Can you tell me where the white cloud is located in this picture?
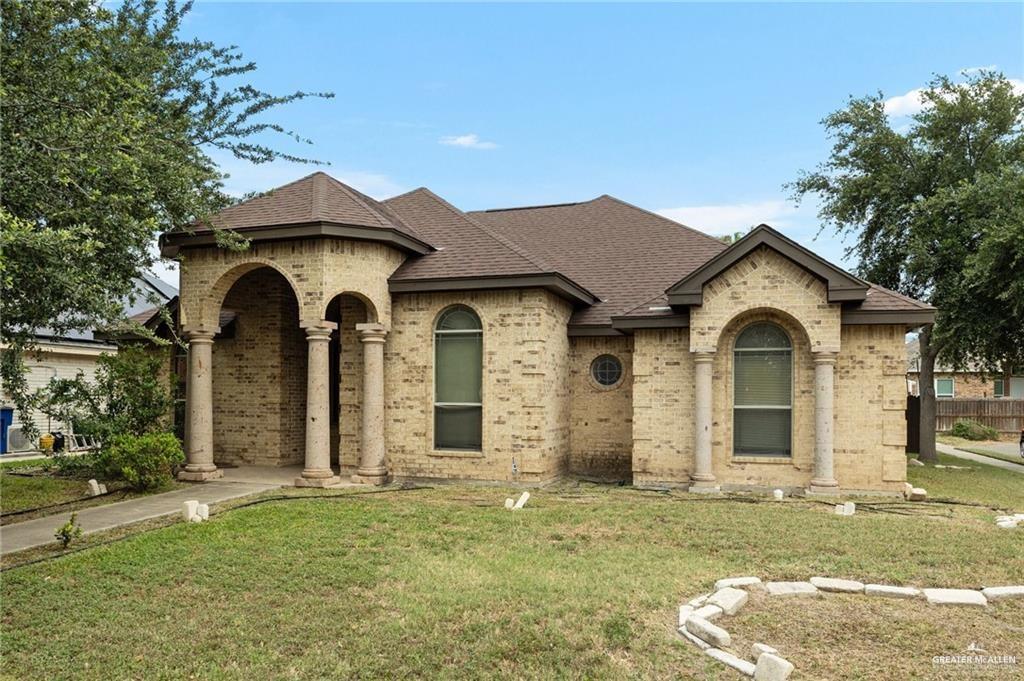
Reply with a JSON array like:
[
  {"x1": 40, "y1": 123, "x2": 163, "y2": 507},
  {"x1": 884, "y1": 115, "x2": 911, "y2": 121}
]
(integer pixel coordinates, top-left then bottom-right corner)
[
  {"x1": 439, "y1": 133, "x2": 498, "y2": 150},
  {"x1": 656, "y1": 199, "x2": 799, "y2": 235},
  {"x1": 884, "y1": 71, "x2": 1024, "y2": 117}
]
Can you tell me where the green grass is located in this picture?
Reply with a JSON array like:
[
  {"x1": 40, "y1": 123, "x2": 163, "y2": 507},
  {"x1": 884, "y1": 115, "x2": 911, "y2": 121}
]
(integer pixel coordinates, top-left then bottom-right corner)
[
  {"x1": 2, "y1": 464, "x2": 1022, "y2": 680},
  {"x1": 908, "y1": 452, "x2": 1024, "y2": 508},
  {"x1": 0, "y1": 469, "x2": 90, "y2": 514},
  {"x1": 937, "y1": 435, "x2": 1024, "y2": 467}
]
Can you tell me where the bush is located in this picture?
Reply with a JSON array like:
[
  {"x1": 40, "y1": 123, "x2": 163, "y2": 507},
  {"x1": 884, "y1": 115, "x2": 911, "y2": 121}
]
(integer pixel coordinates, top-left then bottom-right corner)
[
  {"x1": 101, "y1": 432, "x2": 184, "y2": 490},
  {"x1": 950, "y1": 419, "x2": 999, "y2": 441}
]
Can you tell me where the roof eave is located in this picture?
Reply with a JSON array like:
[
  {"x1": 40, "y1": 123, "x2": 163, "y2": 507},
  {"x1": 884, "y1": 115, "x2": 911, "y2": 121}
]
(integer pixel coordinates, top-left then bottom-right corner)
[
  {"x1": 840, "y1": 308, "x2": 936, "y2": 326},
  {"x1": 389, "y1": 273, "x2": 597, "y2": 306},
  {"x1": 160, "y1": 221, "x2": 435, "y2": 258}
]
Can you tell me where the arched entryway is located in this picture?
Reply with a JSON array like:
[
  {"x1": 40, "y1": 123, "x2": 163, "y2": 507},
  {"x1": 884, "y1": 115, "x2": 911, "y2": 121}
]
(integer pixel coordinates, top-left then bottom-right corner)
[
  {"x1": 211, "y1": 266, "x2": 306, "y2": 467},
  {"x1": 324, "y1": 293, "x2": 375, "y2": 474}
]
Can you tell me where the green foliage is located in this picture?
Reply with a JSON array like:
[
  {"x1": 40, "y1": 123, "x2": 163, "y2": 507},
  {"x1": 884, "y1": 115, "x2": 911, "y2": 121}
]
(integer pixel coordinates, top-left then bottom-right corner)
[
  {"x1": 101, "y1": 432, "x2": 184, "y2": 491},
  {"x1": 949, "y1": 419, "x2": 999, "y2": 441},
  {"x1": 789, "y1": 71, "x2": 1024, "y2": 372},
  {"x1": 0, "y1": 0, "x2": 331, "y2": 435},
  {"x1": 41, "y1": 346, "x2": 173, "y2": 443},
  {"x1": 54, "y1": 512, "x2": 83, "y2": 549}
]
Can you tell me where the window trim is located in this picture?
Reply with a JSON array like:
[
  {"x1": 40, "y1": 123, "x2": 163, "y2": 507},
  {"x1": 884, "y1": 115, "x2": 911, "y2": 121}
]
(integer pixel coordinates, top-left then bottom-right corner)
[
  {"x1": 588, "y1": 354, "x2": 625, "y2": 390},
  {"x1": 994, "y1": 378, "x2": 1004, "y2": 398},
  {"x1": 935, "y1": 377, "x2": 955, "y2": 398},
  {"x1": 432, "y1": 305, "x2": 483, "y2": 452},
  {"x1": 732, "y1": 322, "x2": 794, "y2": 459}
]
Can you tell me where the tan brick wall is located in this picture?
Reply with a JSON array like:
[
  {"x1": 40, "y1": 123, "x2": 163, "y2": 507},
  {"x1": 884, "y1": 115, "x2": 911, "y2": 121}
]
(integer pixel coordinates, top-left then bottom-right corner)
[
  {"x1": 385, "y1": 289, "x2": 573, "y2": 483},
  {"x1": 211, "y1": 267, "x2": 306, "y2": 466},
  {"x1": 334, "y1": 296, "x2": 367, "y2": 472},
  {"x1": 934, "y1": 373, "x2": 1001, "y2": 399},
  {"x1": 568, "y1": 336, "x2": 634, "y2": 478},
  {"x1": 689, "y1": 246, "x2": 841, "y2": 353},
  {"x1": 178, "y1": 238, "x2": 406, "y2": 329}
]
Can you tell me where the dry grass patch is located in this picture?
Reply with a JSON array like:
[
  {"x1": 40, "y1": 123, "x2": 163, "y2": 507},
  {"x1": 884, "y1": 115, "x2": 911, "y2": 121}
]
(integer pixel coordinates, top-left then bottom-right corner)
[{"x1": 728, "y1": 590, "x2": 1024, "y2": 680}]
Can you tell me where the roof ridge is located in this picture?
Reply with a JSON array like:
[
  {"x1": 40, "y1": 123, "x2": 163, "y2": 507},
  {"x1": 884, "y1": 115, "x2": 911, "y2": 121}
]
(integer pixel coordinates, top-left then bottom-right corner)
[
  {"x1": 321, "y1": 174, "x2": 391, "y2": 229},
  {"x1": 220, "y1": 171, "x2": 324, "y2": 213},
  {"x1": 597, "y1": 194, "x2": 728, "y2": 247},
  {"x1": 322, "y1": 174, "x2": 427, "y2": 241},
  {"x1": 410, "y1": 188, "x2": 561, "y2": 275},
  {"x1": 473, "y1": 200, "x2": 585, "y2": 213}
]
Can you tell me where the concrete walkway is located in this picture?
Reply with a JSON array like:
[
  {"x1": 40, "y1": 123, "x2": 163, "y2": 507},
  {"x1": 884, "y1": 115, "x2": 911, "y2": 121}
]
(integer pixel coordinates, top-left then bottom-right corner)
[
  {"x1": 1, "y1": 480, "x2": 278, "y2": 556},
  {"x1": 937, "y1": 443, "x2": 1024, "y2": 475}
]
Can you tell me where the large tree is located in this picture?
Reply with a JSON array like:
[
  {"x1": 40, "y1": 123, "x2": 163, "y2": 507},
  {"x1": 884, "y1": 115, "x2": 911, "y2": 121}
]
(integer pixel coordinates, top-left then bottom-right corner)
[
  {"x1": 790, "y1": 72, "x2": 1024, "y2": 462},
  {"x1": 0, "y1": 0, "x2": 331, "y2": 434}
]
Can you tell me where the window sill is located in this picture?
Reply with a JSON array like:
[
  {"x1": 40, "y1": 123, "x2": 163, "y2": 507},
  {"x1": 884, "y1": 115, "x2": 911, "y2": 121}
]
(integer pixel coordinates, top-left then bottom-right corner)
[
  {"x1": 429, "y1": 449, "x2": 485, "y2": 459},
  {"x1": 731, "y1": 456, "x2": 794, "y2": 465}
]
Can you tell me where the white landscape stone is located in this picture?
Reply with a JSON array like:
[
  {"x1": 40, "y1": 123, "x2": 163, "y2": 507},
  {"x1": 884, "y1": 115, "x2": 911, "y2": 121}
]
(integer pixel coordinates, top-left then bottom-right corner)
[
  {"x1": 685, "y1": 616, "x2": 731, "y2": 648},
  {"x1": 810, "y1": 577, "x2": 864, "y2": 593},
  {"x1": 908, "y1": 487, "x2": 928, "y2": 501},
  {"x1": 197, "y1": 503, "x2": 210, "y2": 520},
  {"x1": 715, "y1": 576, "x2": 762, "y2": 591},
  {"x1": 995, "y1": 519, "x2": 1019, "y2": 529},
  {"x1": 678, "y1": 605, "x2": 694, "y2": 627},
  {"x1": 678, "y1": 625, "x2": 711, "y2": 650},
  {"x1": 87, "y1": 479, "x2": 101, "y2": 496},
  {"x1": 707, "y1": 587, "x2": 749, "y2": 616},
  {"x1": 773, "y1": 489, "x2": 784, "y2": 500},
  {"x1": 504, "y1": 498, "x2": 514, "y2": 509},
  {"x1": 691, "y1": 604, "x2": 724, "y2": 621},
  {"x1": 922, "y1": 588, "x2": 987, "y2": 608},
  {"x1": 865, "y1": 584, "x2": 920, "y2": 599},
  {"x1": 764, "y1": 581, "x2": 819, "y2": 597},
  {"x1": 843, "y1": 501, "x2": 856, "y2": 515},
  {"x1": 513, "y1": 492, "x2": 530, "y2": 510},
  {"x1": 98, "y1": 483, "x2": 107, "y2": 494},
  {"x1": 754, "y1": 652, "x2": 795, "y2": 681},
  {"x1": 688, "y1": 593, "x2": 710, "y2": 607},
  {"x1": 181, "y1": 500, "x2": 199, "y2": 522},
  {"x1": 981, "y1": 586, "x2": 1024, "y2": 600},
  {"x1": 907, "y1": 458, "x2": 924, "y2": 466},
  {"x1": 752, "y1": 643, "x2": 778, "y2": 657},
  {"x1": 705, "y1": 648, "x2": 756, "y2": 676}
]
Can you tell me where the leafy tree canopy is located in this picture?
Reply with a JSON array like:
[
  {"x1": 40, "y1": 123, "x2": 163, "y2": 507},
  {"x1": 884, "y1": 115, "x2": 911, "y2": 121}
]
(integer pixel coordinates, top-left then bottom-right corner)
[
  {"x1": 0, "y1": 0, "x2": 331, "y2": 433},
  {"x1": 790, "y1": 72, "x2": 1024, "y2": 373}
]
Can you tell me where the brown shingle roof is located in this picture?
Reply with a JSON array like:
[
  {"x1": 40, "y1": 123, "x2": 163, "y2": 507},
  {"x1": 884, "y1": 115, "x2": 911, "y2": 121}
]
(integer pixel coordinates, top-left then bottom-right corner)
[
  {"x1": 469, "y1": 195, "x2": 727, "y2": 326},
  {"x1": 196, "y1": 172, "x2": 427, "y2": 244}
]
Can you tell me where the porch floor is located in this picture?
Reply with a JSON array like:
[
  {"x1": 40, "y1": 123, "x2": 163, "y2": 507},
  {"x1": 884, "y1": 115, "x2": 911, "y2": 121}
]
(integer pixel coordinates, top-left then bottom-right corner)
[{"x1": 217, "y1": 463, "x2": 363, "y2": 488}]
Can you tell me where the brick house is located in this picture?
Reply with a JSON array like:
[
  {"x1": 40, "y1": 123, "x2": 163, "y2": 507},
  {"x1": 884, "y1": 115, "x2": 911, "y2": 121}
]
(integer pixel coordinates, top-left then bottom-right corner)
[
  {"x1": 906, "y1": 339, "x2": 1023, "y2": 399},
  {"x1": 161, "y1": 172, "x2": 934, "y2": 494}
]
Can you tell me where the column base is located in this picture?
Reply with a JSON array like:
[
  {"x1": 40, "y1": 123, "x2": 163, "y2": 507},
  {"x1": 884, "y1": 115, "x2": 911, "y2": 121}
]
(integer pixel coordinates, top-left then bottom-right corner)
[
  {"x1": 294, "y1": 474, "x2": 342, "y2": 488},
  {"x1": 178, "y1": 467, "x2": 223, "y2": 482},
  {"x1": 351, "y1": 469, "x2": 390, "y2": 486},
  {"x1": 688, "y1": 480, "x2": 721, "y2": 494},
  {"x1": 806, "y1": 482, "x2": 840, "y2": 497}
]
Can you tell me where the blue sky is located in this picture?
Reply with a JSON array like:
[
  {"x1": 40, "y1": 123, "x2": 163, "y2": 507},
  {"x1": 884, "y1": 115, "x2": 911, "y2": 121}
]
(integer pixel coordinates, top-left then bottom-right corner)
[{"x1": 155, "y1": 1, "x2": 1023, "y2": 286}]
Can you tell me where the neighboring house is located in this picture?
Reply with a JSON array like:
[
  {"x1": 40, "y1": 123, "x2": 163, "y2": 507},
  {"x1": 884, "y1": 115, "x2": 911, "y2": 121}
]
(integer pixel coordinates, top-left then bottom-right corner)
[
  {"x1": 1, "y1": 274, "x2": 177, "y2": 453},
  {"x1": 906, "y1": 339, "x2": 1023, "y2": 398},
  {"x1": 160, "y1": 172, "x2": 935, "y2": 494}
]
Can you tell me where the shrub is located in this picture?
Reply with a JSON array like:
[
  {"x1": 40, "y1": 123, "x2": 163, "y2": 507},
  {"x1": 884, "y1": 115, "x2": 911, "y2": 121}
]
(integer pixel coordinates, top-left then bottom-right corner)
[
  {"x1": 55, "y1": 512, "x2": 83, "y2": 548},
  {"x1": 101, "y1": 432, "x2": 184, "y2": 491},
  {"x1": 950, "y1": 419, "x2": 999, "y2": 441}
]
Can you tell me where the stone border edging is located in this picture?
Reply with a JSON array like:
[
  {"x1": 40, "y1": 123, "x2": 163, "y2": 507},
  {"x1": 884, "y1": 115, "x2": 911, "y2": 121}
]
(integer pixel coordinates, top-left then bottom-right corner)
[{"x1": 677, "y1": 576, "x2": 1024, "y2": 679}]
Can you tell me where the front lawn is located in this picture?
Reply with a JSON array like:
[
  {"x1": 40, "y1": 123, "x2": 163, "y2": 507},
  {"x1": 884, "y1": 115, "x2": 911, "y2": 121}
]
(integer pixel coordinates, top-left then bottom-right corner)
[
  {"x1": 937, "y1": 435, "x2": 1024, "y2": 467},
  {"x1": 2, "y1": 461, "x2": 1022, "y2": 679}
]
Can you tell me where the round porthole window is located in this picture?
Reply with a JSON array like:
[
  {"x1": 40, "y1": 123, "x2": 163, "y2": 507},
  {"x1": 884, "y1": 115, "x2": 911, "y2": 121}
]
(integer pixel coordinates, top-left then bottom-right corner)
[{"x1": 590, "y1": 354, "x2": 623, "y2": 388}]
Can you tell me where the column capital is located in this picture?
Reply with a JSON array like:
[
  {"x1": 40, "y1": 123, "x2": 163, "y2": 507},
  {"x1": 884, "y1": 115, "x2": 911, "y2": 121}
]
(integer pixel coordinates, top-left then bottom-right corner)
[
  {"x1": 693, "y1": 350, "x2": 716, "y2": 364},
  {"x1": 356, "y1": 322, "x2": 388, "y2": 344},
  {"x1": 181, "y1": 325, "x2": 219, "y2": 343},
  {"x1": 812, "y1": 351, "x2": 839, "y2": 365}
]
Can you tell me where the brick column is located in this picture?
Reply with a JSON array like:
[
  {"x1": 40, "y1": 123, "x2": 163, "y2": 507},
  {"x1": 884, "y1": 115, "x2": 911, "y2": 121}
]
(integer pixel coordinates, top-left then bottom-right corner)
[
  {"x1": 352, "y1": 323, "x2": 389, "y2": 485},
  {"x1": 690, "y1": 351, "x2": 719, "y2": 492},
  {"x1": 179, "y1": 326, "x2": 223, "y2": 481},
  {"x1": 808, "y1": 351, "x2": 839, "y2": 495},
  {"x1": 297, "y1": 322, "x2": 341, "y2": 487}
]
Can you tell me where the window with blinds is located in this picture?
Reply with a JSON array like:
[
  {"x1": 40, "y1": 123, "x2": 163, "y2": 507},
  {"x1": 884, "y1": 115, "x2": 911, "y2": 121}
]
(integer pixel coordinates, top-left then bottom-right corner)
[
  {"x1": 434, "y1": 306, "x2": 483, "y2": 450},
  {"x1": 733, "y1": 322, "x2": 792, "y2": 457}
]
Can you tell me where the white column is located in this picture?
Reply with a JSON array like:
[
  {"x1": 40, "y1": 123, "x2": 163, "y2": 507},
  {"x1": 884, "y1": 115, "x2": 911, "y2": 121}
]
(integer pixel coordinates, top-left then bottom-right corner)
[
  {"x1": 808, "y1": 351, "x2": 839, "y2": 495},
  {"x1": 352, "y1": 323, "x2": 389, "y2": 485},
  {"x1": 297, "y1": 322, "x2": 341, "y2": 487},
  {"x1": 179, "y1": 327, "x2": 223, "y2": 481},
  {"x1": 690, "y1": 351, "x2": 719, "y2": 492}
]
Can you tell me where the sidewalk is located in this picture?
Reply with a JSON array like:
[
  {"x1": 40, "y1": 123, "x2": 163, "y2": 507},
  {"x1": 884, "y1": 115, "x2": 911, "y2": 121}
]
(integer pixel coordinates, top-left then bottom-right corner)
[
  {"x1": 0, "y1": 480, "x2": 278, "y2": 555},
  {"x1": 936, "y1": 443, "x2": 1024, "y2": 475}
]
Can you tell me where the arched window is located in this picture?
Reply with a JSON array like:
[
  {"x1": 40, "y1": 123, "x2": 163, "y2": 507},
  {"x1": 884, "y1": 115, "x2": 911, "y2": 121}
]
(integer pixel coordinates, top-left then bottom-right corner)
[
  {"x1": 733, "y1": 322, "x2": 792, "y2": 457},
  {"x1": 434, "y1": 306, "x2": 483, "y2": 450}
]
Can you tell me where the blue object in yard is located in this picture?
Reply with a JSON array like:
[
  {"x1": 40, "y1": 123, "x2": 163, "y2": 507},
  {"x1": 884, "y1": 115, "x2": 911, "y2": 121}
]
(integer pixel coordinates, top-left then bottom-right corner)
[{"x1": 0, "y1": 407, "x2": 13, "y2": 454}]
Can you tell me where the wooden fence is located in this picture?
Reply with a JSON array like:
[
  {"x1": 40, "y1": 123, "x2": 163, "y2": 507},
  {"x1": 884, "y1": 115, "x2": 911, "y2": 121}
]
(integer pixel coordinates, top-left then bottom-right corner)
[{"x1": 936, "y1": 398, "x2": 1024, "y2": 434}]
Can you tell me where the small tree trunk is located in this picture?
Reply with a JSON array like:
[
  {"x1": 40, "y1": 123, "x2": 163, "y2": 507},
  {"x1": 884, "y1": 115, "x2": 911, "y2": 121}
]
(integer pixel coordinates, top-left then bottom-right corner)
[{"x1": 918, "y1": 325, "x2": 940, "y2": 464}]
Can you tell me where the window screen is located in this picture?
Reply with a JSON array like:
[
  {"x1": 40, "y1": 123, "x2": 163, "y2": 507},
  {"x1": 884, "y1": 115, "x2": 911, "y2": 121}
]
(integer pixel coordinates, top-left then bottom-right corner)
[
  {"x1": 434, "y1": 306, "x2": 483, "y2": 450},
  {"x1": 734, "y1": 323, "x2": 792, "y2": 457}
]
